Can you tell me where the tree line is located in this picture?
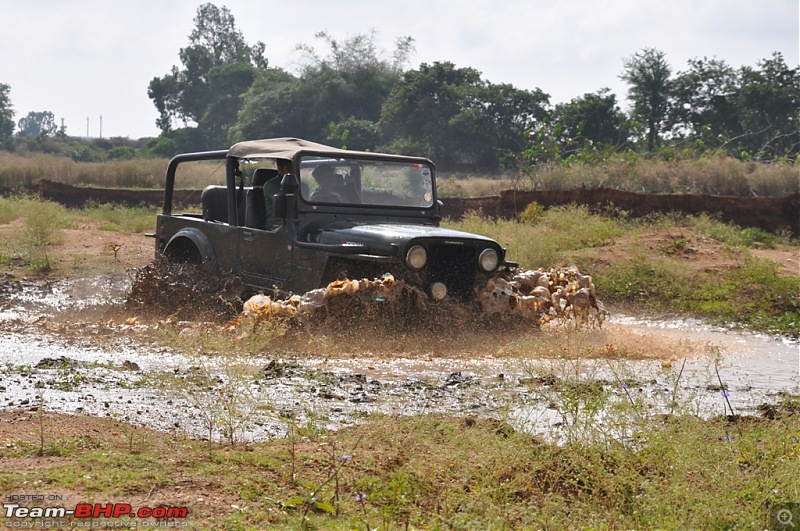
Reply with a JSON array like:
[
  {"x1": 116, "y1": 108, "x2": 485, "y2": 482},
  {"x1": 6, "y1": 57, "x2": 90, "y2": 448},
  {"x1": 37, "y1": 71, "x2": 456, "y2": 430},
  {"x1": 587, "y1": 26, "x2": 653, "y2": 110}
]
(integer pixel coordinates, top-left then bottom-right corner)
[{"x1": 1, "y1": 3, "x2": 797, "y2": 170}]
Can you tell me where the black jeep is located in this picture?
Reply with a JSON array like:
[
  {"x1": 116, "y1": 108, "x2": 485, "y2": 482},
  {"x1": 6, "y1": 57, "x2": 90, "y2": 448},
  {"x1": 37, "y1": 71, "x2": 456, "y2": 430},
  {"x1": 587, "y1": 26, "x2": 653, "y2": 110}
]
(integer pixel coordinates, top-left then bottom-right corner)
[{"x1": 155, "y1": 137, "x2": 515, "y2": 300}]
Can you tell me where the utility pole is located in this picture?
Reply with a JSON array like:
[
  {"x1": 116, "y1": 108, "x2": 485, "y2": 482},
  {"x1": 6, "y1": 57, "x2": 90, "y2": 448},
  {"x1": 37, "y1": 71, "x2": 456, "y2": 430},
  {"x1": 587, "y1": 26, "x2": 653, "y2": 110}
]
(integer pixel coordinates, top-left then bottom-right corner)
[
  {"x1": 86, "y1": 116, "x2": 89, "y2": 138},
  {"x1": 99, "y1": 115, "x2": 102, "y2": 138}
]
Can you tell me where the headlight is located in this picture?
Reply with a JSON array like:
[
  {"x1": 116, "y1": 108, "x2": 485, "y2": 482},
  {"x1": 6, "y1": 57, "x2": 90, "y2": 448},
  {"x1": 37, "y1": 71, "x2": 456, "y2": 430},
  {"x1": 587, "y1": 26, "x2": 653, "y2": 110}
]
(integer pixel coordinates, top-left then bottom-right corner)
[
  {"x1": 406, "y1": 245, "x2": 427, "y2": 269},
  {"x1": 430, "y1": 282, "x2": 448, "y2": 300},
  {"x1": 478, "y1": 248, "x2": 499, "y2": 271}
]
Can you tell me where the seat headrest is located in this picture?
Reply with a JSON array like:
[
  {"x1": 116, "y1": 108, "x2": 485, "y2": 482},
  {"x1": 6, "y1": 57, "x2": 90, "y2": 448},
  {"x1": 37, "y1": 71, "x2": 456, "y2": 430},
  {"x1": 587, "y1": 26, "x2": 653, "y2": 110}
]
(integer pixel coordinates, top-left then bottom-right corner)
[{"x1": 253, "y1": 168, "x2": 279, "y2": 187}]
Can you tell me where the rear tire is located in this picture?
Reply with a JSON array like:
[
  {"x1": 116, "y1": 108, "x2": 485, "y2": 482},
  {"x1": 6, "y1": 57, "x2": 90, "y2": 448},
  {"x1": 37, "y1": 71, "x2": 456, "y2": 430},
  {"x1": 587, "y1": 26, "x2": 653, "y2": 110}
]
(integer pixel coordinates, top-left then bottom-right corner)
[{"x1": 164, "y1": 238, "x2": 202, "y2": 264}]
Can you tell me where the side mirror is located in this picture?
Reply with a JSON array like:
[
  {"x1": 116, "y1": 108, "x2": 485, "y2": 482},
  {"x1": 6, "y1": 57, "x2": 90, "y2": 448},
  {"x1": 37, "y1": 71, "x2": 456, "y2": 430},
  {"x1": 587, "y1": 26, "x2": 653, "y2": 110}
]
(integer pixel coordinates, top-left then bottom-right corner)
[
  {"x1": 274, "y1": 173, "x2": 300, "y2": 220},
  {"x1": 279, "y1": 173, "x2": 300, "y2": 194}
]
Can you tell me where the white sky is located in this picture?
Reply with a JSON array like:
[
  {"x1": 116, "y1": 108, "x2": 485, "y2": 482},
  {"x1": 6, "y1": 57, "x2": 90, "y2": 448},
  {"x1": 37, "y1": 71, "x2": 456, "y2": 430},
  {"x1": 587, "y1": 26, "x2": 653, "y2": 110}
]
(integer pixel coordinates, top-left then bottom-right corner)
[{"x1": 1, "y1": 0, "x2": 797, "y2": 140}]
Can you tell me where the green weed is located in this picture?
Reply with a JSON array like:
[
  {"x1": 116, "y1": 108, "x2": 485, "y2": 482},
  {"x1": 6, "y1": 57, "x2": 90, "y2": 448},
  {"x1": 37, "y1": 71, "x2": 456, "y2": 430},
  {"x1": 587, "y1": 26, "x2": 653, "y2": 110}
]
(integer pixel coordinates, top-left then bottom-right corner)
[
  {"x1": 0, "y1": 194, "x2": 30, "y2": 224},
  {"x1": 687, "y1": 212, "x2": 787, "y2": 248},
  {"x1": 81, "y1": 201, "x2": 159, "y2": 233},
  {"x1": 1, "y1": 404, "x2": 797, "y2": 529},
  {"x1": 448, "y1": 205, "x2": 799, "y2": 335},
  {"x1": 448, "y1": 205, "x2": 627, "y2": 269}
]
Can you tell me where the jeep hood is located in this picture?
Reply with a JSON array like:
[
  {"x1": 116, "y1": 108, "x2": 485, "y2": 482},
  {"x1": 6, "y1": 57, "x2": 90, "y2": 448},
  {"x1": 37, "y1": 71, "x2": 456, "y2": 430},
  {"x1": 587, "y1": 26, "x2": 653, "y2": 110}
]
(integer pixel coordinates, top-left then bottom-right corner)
[{"x1": 315, "y1": 223, "x2": 499, "y2": 256}]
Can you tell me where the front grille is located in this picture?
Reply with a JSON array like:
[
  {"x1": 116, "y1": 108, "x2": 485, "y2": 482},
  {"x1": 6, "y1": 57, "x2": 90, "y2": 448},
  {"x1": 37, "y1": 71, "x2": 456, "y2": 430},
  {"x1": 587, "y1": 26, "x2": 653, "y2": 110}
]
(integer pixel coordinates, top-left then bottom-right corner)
[{"x1": 427, "y1": 244, "x2": 476, "y2": 299}]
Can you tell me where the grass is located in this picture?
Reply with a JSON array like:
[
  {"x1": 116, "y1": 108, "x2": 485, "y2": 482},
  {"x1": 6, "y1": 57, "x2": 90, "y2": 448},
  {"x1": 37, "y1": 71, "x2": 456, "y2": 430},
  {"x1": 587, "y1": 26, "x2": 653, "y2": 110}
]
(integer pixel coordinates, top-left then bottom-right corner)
[
  {"x1": 80, "y1": 201, "x2": 159, "y2": 233},
  {"x1": 437, "y1": 173, "x2": 520, "y2": 198},
  {"x1": 150, "y1": 323, "x2": 287, "y2": 448},
  {"x1": 0, "y1": 151, "x2": 229, "y2": 190},
  {"x1": 435, "y1": 154, "x2": 799, "y2": 198},
  {"x1": 0, "y1": 151, "x2": 168, "y2": 189},
  {"x1": 594, "y1": 253, "x2": 800, "y2": 334},
  {"x1": 522, "y1": 153, "x2": 799, "y2": 197},
  {"x1": 0, "y1": 195, "x2": 156, "y2": 272},
  {"x1": 1, "y1": 395, "x2": 797, "y2": 529},
  {"x1": 0, "y1": 196, "x2": 69, "y2": 271},
  {"x1": 445, "y1": 206, "x2": 800, "y2": 336},
  {"x1": 4, "y1": 322, "x2": 794, "y2": 529},
  {"x1": 452, "y1": 205, "x2": 628, "y2": 269}
]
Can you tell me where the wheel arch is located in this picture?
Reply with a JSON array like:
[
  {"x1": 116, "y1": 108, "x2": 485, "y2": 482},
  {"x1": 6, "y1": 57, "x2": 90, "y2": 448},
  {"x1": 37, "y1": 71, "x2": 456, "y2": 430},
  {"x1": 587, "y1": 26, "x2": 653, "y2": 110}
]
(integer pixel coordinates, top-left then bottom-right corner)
[{"x1": 163, "y1": 228, "x2": 219, "y2": 273}]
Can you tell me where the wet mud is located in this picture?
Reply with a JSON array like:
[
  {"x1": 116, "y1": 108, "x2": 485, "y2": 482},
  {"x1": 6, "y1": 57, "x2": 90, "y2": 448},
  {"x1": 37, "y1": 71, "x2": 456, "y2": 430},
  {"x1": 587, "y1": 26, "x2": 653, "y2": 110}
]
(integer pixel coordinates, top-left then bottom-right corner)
[
  {"x1": 0, "y1": 266, "x2": 797, "y2": 443},
  {"x1": 126, "y1": 257, "x2": 245, "y2": 322}
]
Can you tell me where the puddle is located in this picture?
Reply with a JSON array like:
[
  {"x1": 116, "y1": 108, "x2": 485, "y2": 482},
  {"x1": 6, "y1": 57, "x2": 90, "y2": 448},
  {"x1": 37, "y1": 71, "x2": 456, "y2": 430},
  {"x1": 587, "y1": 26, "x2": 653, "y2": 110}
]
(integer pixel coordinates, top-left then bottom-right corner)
[{"x1": 0, "y1": 275, "x2": 797, "y2": 443}]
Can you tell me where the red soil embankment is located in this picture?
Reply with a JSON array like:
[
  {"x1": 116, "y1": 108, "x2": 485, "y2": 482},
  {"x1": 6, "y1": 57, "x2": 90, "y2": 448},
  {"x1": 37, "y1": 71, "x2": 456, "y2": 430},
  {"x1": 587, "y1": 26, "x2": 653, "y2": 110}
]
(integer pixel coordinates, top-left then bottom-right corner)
[
  {"x1": 443, "y1": 189, "x2": 799, "y2": 236},
  {"x1": 6, "y1": 180, "x2": 798, "y2": 236}
]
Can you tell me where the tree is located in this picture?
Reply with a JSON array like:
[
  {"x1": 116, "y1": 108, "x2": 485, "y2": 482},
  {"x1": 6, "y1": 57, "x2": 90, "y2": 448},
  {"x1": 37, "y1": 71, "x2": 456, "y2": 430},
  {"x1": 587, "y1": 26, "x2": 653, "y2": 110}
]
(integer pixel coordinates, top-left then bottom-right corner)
[
  {"x1": 0, "y1": 83, "x2": 14, "y2": 141},
  {"x1": 670, "y1": 53, "x2": 800, "y2": 161},
  {"x1": 481, "y1": 82, "x2": 550, "y2": 167},
  {"x1": 148, "y1": 3, "x2": 267, "y2": 147},
  {"x1": 229, "y1": 68, "x2": 309, "y2": 141},
  {"x1": 325, "y1": 117, "x2": 382, "y2": 151},
  {"x1": 17, "y1": 111, "x2": 57, "y2": 137},
  {"x1": 232, "y1": 31, "x2": 412, "y2": 149},
  {"x1": 553, "y1": 89, "x2": 630, "y2": 151},
  {"x1": 669, "y1": 57, "x2": 740, "y2": 149},
  {"x1": 620, "y1": 48, "x2": 672, "y2": 151},
  {"x1": 296, "y1": 30, "x2": 414, "y2": 122},
  {"x1": 734, "y1": 52, "x2": 799, "y2": 160},
  {"x1": 381, "y1": 62, "x2": 548, "y2": 167},
  {"x1": 526, "y1": 89, "x2": 630, "y2": 166},
  {"x1": 381, "y1": 62, "x2": 485, "y2": 164},
  {"x1": 199, "y1": 62, "x2": 259, "y2": 147}
]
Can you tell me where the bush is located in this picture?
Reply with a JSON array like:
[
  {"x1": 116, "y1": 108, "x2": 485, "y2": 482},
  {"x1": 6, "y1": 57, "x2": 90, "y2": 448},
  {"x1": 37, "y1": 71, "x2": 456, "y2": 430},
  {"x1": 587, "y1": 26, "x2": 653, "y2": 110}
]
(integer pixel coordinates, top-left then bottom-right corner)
[
  {"x1": 518, "y1": 201, "x2": 544, "y2": 223},
  {"x1": 525, "y1": 153, "x2": 799, "y2": 197}
]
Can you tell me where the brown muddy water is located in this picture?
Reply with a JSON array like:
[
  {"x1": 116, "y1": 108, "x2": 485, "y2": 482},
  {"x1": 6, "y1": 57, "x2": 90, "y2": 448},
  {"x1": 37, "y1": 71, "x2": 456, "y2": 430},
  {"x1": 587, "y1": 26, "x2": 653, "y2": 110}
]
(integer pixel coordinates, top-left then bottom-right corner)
[{"x1": 0, "y1": 274, "x2": 797, "y2": 443}]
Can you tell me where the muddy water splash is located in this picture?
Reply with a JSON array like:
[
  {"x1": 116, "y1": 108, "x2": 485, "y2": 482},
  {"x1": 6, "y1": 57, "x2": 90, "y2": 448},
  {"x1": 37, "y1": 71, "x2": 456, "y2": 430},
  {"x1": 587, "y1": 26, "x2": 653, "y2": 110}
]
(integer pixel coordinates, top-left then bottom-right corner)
[{"x1": 125, "y1": 258, "x2": 244, "y2": 321}]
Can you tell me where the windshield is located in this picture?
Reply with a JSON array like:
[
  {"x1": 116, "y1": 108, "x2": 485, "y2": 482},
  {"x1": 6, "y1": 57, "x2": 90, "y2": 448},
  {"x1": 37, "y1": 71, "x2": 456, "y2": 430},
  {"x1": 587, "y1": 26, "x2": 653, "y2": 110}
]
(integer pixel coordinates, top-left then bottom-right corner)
[{"x1": 299, "y1": 156, "x2": 434, "y2": 208}]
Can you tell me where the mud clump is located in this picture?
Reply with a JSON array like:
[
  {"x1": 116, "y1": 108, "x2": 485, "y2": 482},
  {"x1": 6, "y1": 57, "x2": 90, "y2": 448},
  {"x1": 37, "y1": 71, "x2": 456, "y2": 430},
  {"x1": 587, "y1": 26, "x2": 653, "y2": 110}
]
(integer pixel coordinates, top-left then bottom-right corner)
[
  {"x1": 480, "y1": 266, "x2": 608, "y2": 327},
  {"x1": 126, "y1": 257, "x2": 244, "y2": 322},
  {"x1": 230, "y1": 273, "x2": 524, "y2": 340},
  {"x1": 125, "y1": 259, "x2": 607, "y2": 348},
  {"x1": 234, "y1": 266, "x2": 608, "y2": 338},
  {"x1": 35, "y1": 356, "x2": 81, "y2": 369}
]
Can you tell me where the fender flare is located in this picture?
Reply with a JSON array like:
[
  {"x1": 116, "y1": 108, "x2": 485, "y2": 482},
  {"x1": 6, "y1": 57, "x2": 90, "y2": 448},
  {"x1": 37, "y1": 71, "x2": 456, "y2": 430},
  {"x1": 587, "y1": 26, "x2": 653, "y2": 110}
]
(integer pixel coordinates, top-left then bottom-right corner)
[{"x1": 163, "y1": 228, "x2": 219, "y2": 273}]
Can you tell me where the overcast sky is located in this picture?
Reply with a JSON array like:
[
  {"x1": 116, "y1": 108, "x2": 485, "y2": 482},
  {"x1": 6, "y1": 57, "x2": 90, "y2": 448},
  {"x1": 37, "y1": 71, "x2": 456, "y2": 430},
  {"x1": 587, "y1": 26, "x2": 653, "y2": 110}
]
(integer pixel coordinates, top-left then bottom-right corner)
[{"x1": 1, "y1": 0, "x2": 797, "y2": 140}]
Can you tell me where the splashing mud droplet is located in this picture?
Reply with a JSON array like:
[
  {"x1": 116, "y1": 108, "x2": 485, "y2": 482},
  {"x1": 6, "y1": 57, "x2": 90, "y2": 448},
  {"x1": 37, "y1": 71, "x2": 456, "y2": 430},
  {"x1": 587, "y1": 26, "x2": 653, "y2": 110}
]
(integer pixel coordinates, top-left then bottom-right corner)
[{"x1": 125, "y1": 257, "x2": 244, "y2": 322}]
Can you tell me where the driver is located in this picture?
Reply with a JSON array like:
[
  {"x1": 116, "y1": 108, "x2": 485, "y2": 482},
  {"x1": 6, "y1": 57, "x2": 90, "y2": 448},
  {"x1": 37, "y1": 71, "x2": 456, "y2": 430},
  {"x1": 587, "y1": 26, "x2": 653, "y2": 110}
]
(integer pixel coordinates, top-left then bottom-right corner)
[{"x1": 310, "y1": 165, "x2": 344, "y2": 202}]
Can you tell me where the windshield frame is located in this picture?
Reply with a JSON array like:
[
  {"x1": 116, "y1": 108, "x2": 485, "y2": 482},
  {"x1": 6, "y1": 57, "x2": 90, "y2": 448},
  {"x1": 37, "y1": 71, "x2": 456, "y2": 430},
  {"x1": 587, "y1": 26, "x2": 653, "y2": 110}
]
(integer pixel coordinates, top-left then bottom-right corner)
[{"x1": 296, "y1": 152, "x2": 436, "y2": 210}]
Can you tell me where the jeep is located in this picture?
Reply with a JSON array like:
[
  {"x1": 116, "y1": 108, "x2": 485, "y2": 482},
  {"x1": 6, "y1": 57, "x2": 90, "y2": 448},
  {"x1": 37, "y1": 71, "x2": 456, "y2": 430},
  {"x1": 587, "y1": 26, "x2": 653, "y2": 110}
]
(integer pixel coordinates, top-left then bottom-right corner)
[{"x1": 155, "y1": 137, "x2": 516, "y2": 300}]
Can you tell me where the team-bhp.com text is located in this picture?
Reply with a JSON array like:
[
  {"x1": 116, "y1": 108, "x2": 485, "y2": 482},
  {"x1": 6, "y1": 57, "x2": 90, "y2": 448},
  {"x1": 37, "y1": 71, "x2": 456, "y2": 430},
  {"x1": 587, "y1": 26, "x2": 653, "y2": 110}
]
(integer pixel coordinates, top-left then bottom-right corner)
[{"x1": 4, "y1": 503, "x2": 189, "y2": 527}]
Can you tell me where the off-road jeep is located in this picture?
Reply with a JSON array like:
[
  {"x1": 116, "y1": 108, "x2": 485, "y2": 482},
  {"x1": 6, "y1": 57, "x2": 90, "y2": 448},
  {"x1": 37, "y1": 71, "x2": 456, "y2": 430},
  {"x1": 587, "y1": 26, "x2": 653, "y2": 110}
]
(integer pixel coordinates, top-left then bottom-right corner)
[{"x1": 155, "y1": 137, "x2": 516, "y2": 300}]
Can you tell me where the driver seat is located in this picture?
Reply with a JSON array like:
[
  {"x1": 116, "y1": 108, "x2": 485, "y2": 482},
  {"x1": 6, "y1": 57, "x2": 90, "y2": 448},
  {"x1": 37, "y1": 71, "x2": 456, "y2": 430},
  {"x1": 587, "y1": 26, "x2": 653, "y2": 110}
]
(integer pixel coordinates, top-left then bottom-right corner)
[{"x1": 245, "y1": 168, "x2": 278, "y2": 229}]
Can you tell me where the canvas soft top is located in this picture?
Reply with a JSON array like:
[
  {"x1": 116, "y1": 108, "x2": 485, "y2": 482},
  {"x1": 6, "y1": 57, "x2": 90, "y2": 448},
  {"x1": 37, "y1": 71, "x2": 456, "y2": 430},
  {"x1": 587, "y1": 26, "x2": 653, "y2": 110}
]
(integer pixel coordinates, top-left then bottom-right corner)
[{"x1": 227, "y1": 137, "x2": 429, "y2": 164}]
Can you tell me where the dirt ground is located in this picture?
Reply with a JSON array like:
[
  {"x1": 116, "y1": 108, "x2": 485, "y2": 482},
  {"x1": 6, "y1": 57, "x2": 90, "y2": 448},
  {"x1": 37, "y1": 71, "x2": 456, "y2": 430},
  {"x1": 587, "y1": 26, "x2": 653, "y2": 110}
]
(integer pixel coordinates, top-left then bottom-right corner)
[
  {"x1": 0, "y1": 218, "x2": 797, "y2": 525},
  {"x1": 3, "y1": 217, "x2": 796, "y2": 281}
]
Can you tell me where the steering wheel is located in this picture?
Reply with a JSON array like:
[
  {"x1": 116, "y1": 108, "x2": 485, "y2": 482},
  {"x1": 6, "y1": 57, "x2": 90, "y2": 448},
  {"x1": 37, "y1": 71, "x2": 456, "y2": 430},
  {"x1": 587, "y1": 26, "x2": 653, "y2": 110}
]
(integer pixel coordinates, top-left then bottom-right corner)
[{"x1": 310, "y1": 190, "x2": 343, "y2": 203}]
